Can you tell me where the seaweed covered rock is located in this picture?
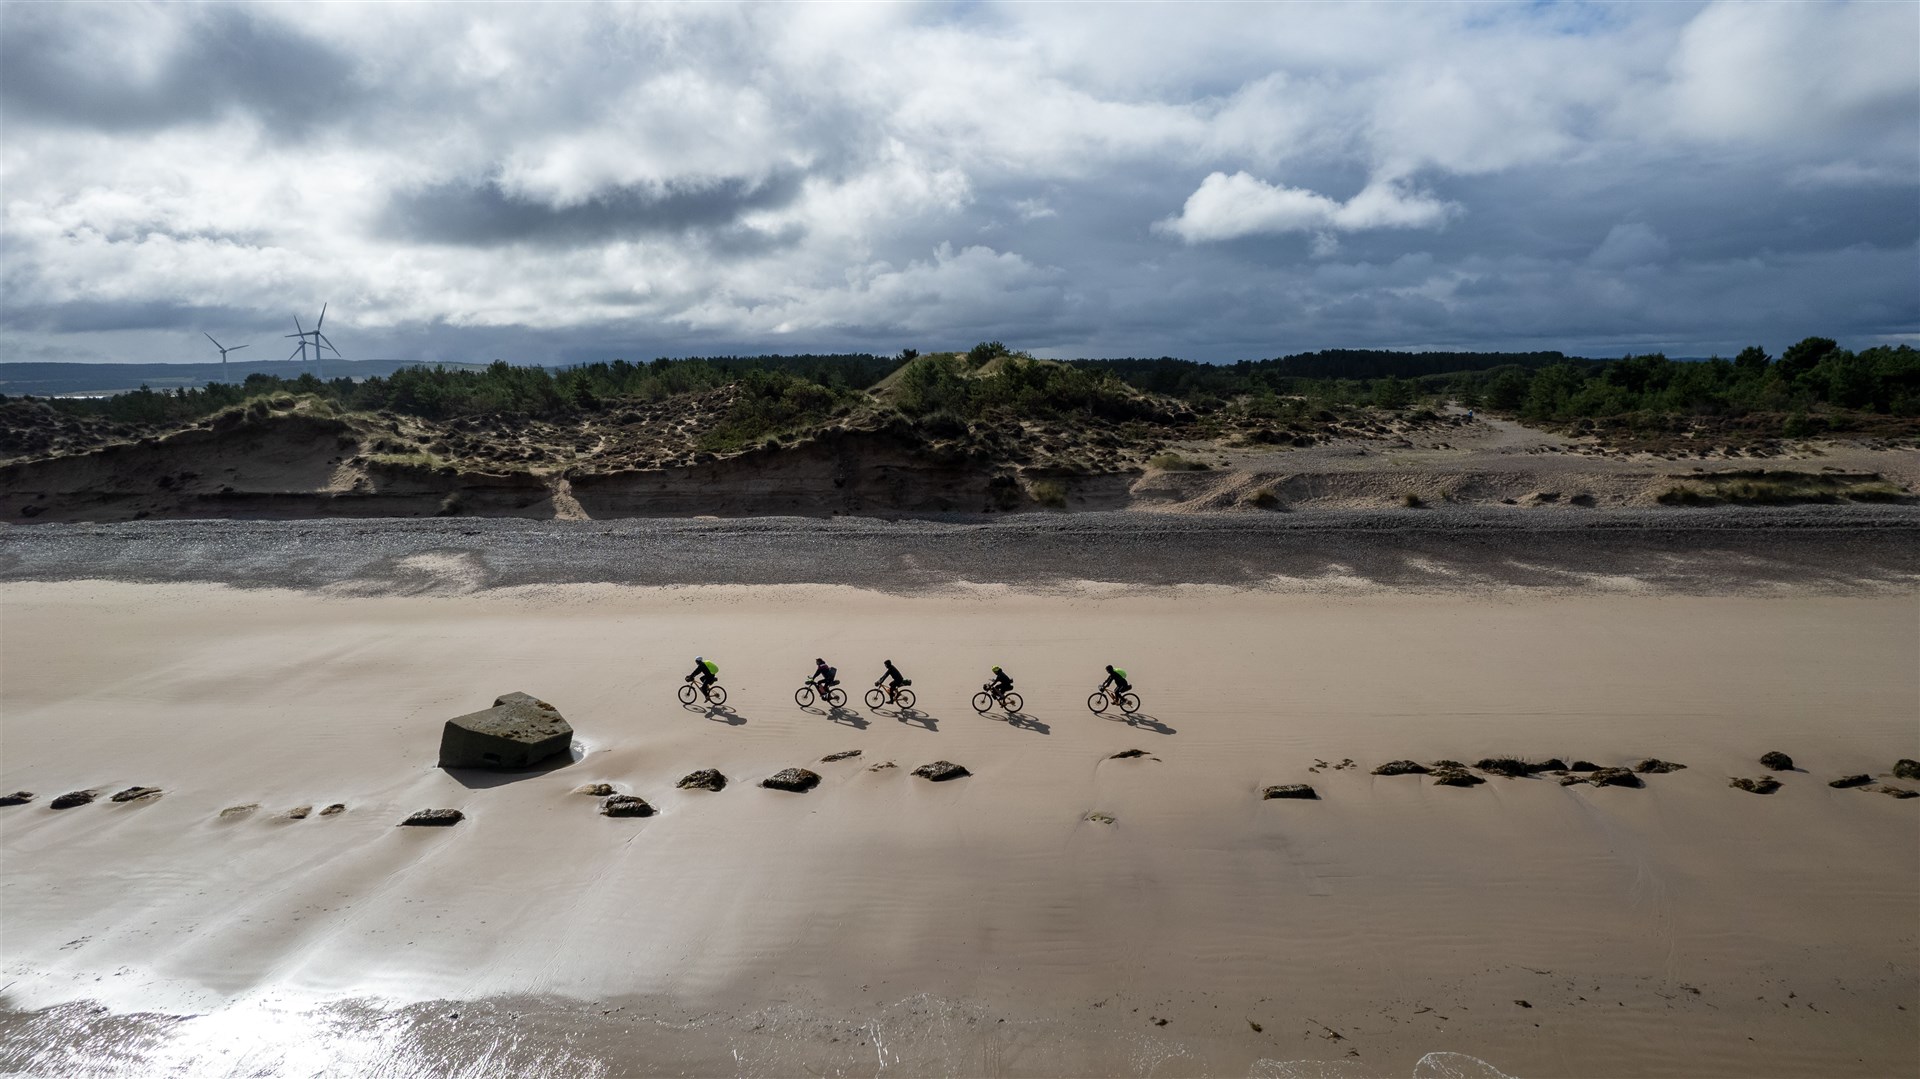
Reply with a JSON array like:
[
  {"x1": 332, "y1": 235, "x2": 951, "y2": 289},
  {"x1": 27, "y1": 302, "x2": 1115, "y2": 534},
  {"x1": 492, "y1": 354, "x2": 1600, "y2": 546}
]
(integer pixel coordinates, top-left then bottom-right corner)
[
  {"x1": 820, "y1": 750, "x2": 863, "y2": 762},
  {"x1": 1759, "y1": 751, "x2": 1794, "y2": 771},
  {"x1": 1586, "y1": 768, "x2": 1644, "y2": 788},
  {"x1": 1636, "y1": 759, "x2": 1686, "y2": 774},
  {"x1": 677, "y1": 769, "x2": 727, "y2": 792},
  {"x1": 1868, "y1": 785, "x2": 1918, "y2": 799},
  {"x1": 0, "y1": 791, "x2": 34, "y2": 806},
  {"x1": 1432, "y1": 767, "x2": 1484, "y2": 788},
  {"x1": 438, "y1": 692, "x2": 573, "y2": 771},
  {"x1": 600, "y1": 794, "x2": 654, "y2": 818},
  {"x1": 1372, "y1": 760, "x2": 1428, "y2": 776},
  {"x1": 400, "y1": 808, "x2": 465, "y2": 826},
  {"x1": 1729, "y1": 777, "x2": 1781, "y2": 795},
  {"x1": 110, "y1": 786, "x2": 162, "y2": 802},
  {"x1": 1567, "y1": 760, "x2": 1600, "y2": 772},
  {"x1": 1829, "y1": 774, "x2": 1872, "y2": 789},
  {"x1": 573, "y1": 782, "x2": 615, "y2": 796},
  {"x1": 50, "y1": 789, "x2": 96, "y2": 809},
  {"x1": 761, "y1": 768, "x2": 821, "y2": 792},
  {"x1": 1893, "y1": 759, "x2": 1920, "y2": 781},
  {"x1": 1262, "y1": 783, "x2": 1318, "y2": 800},
  {"x1": 912, "y1": 761, "x2": 971, "y2": 782}
]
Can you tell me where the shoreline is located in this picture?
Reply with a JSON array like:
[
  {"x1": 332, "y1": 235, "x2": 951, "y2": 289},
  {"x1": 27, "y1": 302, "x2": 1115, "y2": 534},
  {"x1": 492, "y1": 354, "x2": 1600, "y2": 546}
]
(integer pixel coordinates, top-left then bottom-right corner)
[{"x1": 4, "y1": 505, "x2": 1919, "y2": 596}]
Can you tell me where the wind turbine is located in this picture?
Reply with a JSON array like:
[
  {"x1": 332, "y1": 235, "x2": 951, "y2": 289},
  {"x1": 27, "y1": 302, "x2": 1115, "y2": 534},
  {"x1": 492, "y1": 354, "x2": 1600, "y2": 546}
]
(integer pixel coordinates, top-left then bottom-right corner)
[
  {"x1": 285, "y1": 304, "x2": 340, "y2": 378},
  {"x1": 204, "y1": 333, "x2": 250, "y2": 382}
]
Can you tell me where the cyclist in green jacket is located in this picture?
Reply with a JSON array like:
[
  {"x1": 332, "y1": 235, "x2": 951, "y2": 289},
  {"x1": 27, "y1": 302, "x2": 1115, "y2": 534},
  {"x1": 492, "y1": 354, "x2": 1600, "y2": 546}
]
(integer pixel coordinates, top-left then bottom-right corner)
[{"x1": 686, "y1": 656, "x2": 719, "y2": 696}]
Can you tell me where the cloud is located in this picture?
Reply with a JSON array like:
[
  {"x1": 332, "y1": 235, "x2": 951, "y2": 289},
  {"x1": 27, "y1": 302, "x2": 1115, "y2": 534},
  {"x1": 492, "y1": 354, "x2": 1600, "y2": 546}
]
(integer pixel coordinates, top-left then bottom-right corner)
[
  {"x1": 0, "y1": 5, "x2": 361, "y2": 135},
  {"x1": 381, "y1": 172, "x2": 807, "y2": 247},
  {"x1": 1156, "y1": 172, "x2": 1456, "y2": 244},
  {"x1": 0, "y1": 1, "x2": 1913, "y2": 364},
  {"x1": 1587, "y1": 224, "x2": 1671, "y2": 269}
]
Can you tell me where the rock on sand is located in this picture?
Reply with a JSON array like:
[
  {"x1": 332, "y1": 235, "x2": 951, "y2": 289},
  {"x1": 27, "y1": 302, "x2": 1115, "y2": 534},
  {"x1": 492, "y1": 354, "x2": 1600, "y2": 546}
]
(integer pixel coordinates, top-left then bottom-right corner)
[
  {"x1": 600, "y1": 794, "x2": 654, "y2": 817},
  {"x1": 912, "y1": 761, "x2": 971, "y2": 782},
  {"x1": 677, "y1": 769, "x2": 727, "y2": 791},
  {"x1": 761, "y1": 768, "x2": 821, "y2": 793},
  {"x1": 400, "y1": 808, "x2": 465, "y2": 826},
  {"x1": 1372, "y1": 760, "x2": 1428, "y2": 776},
  {"x1": 1893, "y1": 759, "x2": 1920, "y2": 781},
  {"x1": 50, "y1": 790, "x2": 97, "y2": 809},
  {"x1": 1730, "y1": 777, "x2": 1782, "y2": 795},
  {"x1": 0, "y1": 792, "x2": 34, "y2": 806},
  {"x1": 1829, "y1": 774, "x2": 1872, "y2": 789},
  {"x1": 110, "y1": 786, "x2": 162, "y2": 802},
  {"x1": 1636, "y1": 759, "x2": 1687, "y2": 773},
  {"x1": 1759, "y1": 751, "x2": 1794, "y2": 771},
  {"x1": 438, "y1": 692, "x2": 573, "y2": 771},
  {"x1": 1261, "y1": 783, "x2": 1318, "y2": 800}
]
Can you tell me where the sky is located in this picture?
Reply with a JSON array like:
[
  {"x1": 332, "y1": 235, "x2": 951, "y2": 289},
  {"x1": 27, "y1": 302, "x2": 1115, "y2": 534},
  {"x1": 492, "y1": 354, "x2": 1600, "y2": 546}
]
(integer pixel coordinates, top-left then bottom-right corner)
[{"x1": 1, "y1": 0, "x2": 1915, "y2": 366}]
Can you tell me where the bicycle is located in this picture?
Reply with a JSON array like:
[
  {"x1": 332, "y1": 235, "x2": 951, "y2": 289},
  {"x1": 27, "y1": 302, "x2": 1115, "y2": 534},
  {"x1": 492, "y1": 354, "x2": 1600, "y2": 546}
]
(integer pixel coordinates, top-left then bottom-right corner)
[
  {"x1": 1086, "y1": 686, "x2": 1140, "y2": 715},
  {"x1": 971, "y1": 684, "x2": 1024, "y2": 715},
  {"x1": 678, "y1": 680, "x2": 728, "y2": 707},
  {"x1": 865, "y1": 683, "x2": 917, "y2": 711},
  {"x1": 795, "y1": 680, "x2": 847, "y2": 709}
]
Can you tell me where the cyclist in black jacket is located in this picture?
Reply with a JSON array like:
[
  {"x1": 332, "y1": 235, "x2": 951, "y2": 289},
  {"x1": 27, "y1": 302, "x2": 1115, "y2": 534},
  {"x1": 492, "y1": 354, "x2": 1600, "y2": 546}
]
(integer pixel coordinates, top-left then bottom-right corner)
[
  {"x1": 1099, "y1": 664, "x2": 1131, "y2": 698},
  {"x1": 986, "y1": 665, "x2": 1014, "y2": 701},
  {"x1": 876, "y1": 659, "x2": 910, "y2": 702}
]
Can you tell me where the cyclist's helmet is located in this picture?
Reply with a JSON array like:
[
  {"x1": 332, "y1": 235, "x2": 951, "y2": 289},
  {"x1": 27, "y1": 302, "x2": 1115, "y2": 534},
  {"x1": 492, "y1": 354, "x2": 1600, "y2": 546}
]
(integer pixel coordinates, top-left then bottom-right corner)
[
  {"x1": 992, "y1": 665, "x2": 1002, "y2": 673},
  {"x1": 696, "y1": 655, "x2": 704, "y2": 663}
]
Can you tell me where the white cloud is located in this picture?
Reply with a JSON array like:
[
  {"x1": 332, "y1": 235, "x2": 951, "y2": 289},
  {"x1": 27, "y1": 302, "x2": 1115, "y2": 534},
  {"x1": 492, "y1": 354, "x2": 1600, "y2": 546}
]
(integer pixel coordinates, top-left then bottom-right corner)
[
  {"x1": 1155, "y1": 172, "x2": 1456, "y2": 244},
  {"x1": 0, "y1": 1, "x2": 1913, "y2": 362}
]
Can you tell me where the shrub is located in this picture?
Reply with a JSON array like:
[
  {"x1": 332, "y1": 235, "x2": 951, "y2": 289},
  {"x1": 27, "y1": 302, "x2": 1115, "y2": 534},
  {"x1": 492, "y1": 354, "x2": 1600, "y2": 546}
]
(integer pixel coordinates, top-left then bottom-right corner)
[
  {"x1": 1027, "y1": 478, "x2": 1068, "y2": 507},
  {"x1": 1401, "y1": 492, "x2": 1425, "y2": 508},
  {"x1": 1248, "y1": 488, "x2": 1281, "y2": 509}
]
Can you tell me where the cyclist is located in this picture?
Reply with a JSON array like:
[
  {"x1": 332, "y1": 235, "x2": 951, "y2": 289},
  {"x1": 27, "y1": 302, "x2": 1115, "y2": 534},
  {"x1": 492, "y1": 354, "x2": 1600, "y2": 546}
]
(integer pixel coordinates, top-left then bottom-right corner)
[
  {"x1": 875, "y1": 659, "x2": 910, "y2": 703},
  {"x1": 810, "y1": 658, "x2": 839, "y2": 695},
  {"x1": 984, "y1": 665, "x2": 1015, "y2": 702},
  {"x1": 1098, "y1": 664, "x2": 1132, "y2": 705},
  {"x1": 685, "y1": 656, "x2": 720, "y2": 698}
]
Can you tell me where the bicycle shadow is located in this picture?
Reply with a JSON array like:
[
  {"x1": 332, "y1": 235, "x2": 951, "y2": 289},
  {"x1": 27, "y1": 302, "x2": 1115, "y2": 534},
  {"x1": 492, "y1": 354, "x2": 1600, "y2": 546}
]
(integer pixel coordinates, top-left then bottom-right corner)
[
  {"x1": 1102, "y1": 711, "x2": 1175, "y2": 735},
  {"x1": 1003, "y1": 711, "x2": 1051, "y2": 735},
  {"x1": 683, "y1": 699, "x2": 747, "y2": 726},
  {"x1": 893, "y1": 708, "x2": 939, "y2": 731},
  {"x1": 823, "y1": 705, "x2": 870, "y2": 729}
]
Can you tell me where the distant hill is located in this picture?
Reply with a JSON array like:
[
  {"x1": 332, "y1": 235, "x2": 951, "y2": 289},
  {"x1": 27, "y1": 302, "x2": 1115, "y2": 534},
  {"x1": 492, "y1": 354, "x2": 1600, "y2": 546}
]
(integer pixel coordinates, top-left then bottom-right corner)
[{"x1": 0, "y1": 359, "x2": 490, "y2": 398}]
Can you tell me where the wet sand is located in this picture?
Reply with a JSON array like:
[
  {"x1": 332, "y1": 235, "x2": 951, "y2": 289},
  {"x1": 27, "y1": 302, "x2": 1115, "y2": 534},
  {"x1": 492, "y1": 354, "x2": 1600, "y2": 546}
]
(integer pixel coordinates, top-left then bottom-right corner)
[{"x1": 1, "y1": 577, "x2": 1915, "y2": 1077}]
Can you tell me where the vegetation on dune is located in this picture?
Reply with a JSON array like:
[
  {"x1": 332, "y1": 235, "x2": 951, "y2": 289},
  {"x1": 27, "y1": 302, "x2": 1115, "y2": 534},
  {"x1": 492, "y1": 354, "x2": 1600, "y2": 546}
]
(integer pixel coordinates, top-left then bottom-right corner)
[
  {"x1": 1655, "y1": 470, "x2": 1906, "y2": 506},
  {"x1": 9, "y1": 335, "x2": 1916, "y2": 465}
]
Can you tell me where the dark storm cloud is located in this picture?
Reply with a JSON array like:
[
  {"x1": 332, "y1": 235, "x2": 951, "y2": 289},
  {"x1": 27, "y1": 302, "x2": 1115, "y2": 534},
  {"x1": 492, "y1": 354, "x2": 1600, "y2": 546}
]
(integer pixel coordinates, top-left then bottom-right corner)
[
  {"x1": 0, "y1": 298, "x2": 269, "y2": 334},
  {"x1": 0, "y1": 5, "x2": 361, "y2": 134},
  {"x1": 381, "y1": 171, "x2": 807, "y2": 248}
]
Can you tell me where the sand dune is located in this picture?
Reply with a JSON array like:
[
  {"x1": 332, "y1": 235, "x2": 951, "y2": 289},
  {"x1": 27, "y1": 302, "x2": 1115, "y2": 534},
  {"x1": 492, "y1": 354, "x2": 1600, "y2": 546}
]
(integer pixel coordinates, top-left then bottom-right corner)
[{"x1": 2, "y1": 579, "x2": 1915, "y2": 1076}]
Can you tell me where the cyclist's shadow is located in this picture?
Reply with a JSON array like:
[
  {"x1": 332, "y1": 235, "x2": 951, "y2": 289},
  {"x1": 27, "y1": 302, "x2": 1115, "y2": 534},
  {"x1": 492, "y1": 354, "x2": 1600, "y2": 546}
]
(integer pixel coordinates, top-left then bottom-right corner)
[
  {"x1": 821, "y1": 704, "x2": 870, "y2": 729},
  {"x1": 684, "y1": 700, "x2": 747, "y2": 726},
  {"x1": 1004, "y1": 711, "x2": 1051, "y2": 735},
  {"x1": 1105, "y1": 711, "x2": 1175, "y2": 735},
  {"x1": 893, "y1": 707, "x2": 939, "y2": 731}
]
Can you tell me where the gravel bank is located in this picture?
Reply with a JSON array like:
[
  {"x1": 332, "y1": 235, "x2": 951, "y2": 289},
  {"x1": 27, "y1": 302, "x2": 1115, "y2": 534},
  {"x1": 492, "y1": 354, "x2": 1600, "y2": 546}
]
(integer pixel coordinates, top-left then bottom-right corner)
[{"x1": 4, "y1": 506, "x2": 1917, "y2": 594}]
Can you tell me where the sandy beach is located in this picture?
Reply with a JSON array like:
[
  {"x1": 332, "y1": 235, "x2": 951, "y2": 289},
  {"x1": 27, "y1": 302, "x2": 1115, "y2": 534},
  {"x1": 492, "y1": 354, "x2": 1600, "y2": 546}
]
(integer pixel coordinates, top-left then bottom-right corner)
[{"x1": 2, "y1": 557, "x2": 1915, "y2": 1077}]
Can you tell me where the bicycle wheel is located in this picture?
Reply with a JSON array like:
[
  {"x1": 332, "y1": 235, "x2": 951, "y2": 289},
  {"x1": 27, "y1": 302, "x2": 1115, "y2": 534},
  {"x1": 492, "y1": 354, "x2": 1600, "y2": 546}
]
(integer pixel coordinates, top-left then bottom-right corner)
[
  {"x1": 1002, "y1": 691, "x2": 1023, "y2": 713},
  {"x1": 677, "y1": 684, "x2": 698, "y2": 706},
  {"x1": 826, "y1": 687, "x2": 847, "y2": 708},
  {"x1": 707, "y1": 685, "x2": 727, "y2": 707},
  {"x1": 865, "y1": 688, "x2": 886, "y2": 710},
  {"x1": 1119, "y1": 692, "x2": 1141, "y2": 714},
  {"x1": 972, "y1": 692, "x2": 993, "y2": 714},
  {"x1": 1087, "y1": 691, "x2": 1108, "y2": 714},
  {"x1": 895, "y1": 688, "x2": 916, "y2": 710},
  {"x1": 795, "y1": 686, "x2": 815, "y2": 708}
]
